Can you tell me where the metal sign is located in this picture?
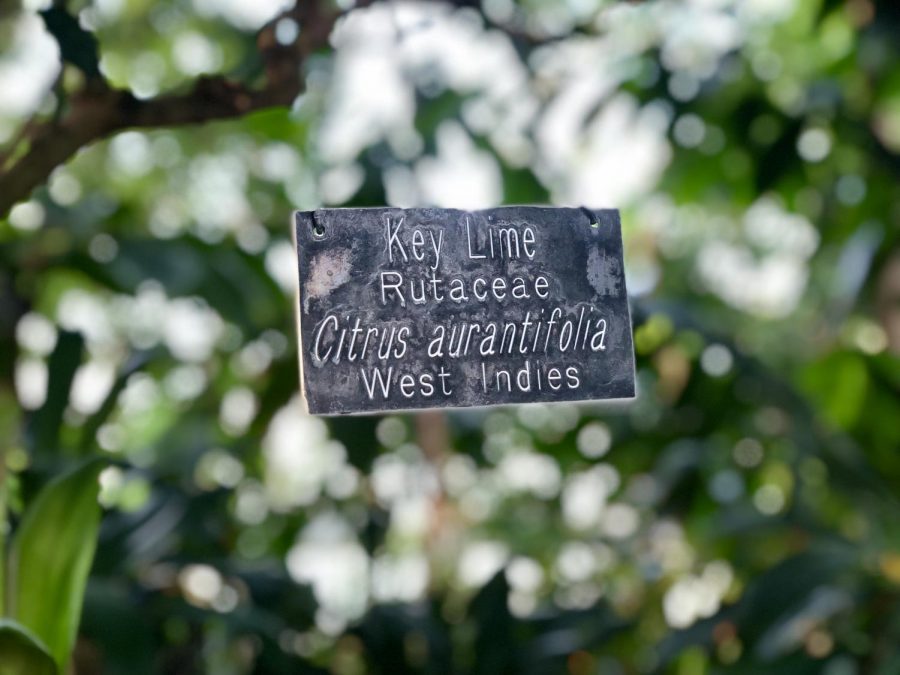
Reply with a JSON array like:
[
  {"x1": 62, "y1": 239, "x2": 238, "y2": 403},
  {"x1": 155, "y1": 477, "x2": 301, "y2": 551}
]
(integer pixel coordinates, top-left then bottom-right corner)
[{"x1": 294, "y1": 206, "x2": 635, "y2": 414}]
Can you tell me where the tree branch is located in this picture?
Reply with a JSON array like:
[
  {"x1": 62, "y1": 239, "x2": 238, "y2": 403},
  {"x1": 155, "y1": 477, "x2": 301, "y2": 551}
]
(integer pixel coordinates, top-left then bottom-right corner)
[{"x1": 0, "y1": 0, "x2": 339, "y2": 219}]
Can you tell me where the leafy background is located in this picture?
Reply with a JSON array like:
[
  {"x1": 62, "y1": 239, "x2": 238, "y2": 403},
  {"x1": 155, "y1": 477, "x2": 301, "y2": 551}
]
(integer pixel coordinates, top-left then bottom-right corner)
[{"x1": 1, "y1": 0, "x2": 900, "y2": 673}]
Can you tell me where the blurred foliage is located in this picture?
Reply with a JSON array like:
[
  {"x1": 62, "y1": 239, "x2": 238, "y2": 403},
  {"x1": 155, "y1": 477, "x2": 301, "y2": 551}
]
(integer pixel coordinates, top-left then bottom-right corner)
[{"x1": 1, "y1": 0, "x2": 900, "y2": 674}]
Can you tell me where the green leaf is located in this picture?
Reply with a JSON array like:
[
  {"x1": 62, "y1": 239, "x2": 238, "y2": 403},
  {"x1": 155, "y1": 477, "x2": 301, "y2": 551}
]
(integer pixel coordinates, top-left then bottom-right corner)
[
  {"x1": 799, "y1": 350, "x2": 869, "y2": 430},
  {"x1": 0, "y1": 620, "x2": 57, "y2": 675},
  {"x1": 8, "y1": 459, "x2": 106, "y2": 671},
  {"x1": 39, "y1": 7, "x2": 101, "y2": 78},
  {"x1": 469, "y1": 570, "x2": 515, "y2": 675},
  {"x1": 25, "y1": 330, "x2": 84, "y2": 460}
]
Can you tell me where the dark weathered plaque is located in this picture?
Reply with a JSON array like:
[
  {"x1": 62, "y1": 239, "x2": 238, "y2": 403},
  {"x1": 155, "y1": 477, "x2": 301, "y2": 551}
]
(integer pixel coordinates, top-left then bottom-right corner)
[{"x1": 294, "y1": 207, "x2": 635, "y2": 415}]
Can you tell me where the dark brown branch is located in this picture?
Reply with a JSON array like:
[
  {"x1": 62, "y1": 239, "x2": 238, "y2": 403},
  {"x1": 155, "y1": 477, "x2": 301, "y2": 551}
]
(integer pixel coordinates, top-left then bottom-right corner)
[{"x1": 0, "y1": 0, "x2": 338, "y2": 219}]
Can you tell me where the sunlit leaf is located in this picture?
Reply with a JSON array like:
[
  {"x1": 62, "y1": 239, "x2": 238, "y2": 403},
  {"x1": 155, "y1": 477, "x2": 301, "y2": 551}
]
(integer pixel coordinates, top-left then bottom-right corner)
[
  {"x1": 8, "y1": 459, "x2": 106, "y2": 670},
  {"x1": 799, "y1": 351, "x2": 869, "y2": 430}
]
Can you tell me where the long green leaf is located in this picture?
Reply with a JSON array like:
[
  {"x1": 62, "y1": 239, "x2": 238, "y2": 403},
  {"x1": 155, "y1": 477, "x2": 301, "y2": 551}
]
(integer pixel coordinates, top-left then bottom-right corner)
[
  {"x1": 8, "y1": 459, "x2": 105, "y2": 671},
  {"x1": 0, "y1": 620, "x2": 57, "y2": 675}
]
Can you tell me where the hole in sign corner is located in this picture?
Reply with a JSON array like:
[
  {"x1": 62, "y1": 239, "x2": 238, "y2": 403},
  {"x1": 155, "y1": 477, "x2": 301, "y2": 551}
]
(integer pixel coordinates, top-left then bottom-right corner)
[{"x1": 311, "y1": 213, "x2": 326, "y2": 240}]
